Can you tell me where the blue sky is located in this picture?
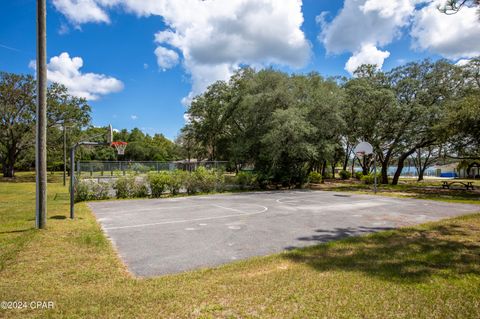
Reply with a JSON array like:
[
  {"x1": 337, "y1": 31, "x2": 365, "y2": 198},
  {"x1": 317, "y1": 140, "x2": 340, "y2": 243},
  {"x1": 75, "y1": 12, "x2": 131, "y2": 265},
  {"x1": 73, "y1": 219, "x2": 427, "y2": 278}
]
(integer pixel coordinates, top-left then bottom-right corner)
[{"x1": 1, "y1": 0, "x2": 479, "y2": 140}]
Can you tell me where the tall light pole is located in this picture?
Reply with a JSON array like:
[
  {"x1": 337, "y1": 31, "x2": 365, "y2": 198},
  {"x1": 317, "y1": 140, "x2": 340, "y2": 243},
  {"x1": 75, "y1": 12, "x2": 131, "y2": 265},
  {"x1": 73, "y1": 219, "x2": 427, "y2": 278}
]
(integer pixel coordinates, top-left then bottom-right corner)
[{"x1": 36, "y1": 0, "x2": 47, "y2": 229}]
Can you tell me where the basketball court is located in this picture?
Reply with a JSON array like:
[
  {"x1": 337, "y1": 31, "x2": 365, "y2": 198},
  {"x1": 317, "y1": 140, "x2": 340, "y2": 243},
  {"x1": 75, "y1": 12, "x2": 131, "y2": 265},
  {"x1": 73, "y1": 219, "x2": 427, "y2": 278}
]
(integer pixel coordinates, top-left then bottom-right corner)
[{"x1": 89, "y1": 190, "x2": 479, "y2": 277}]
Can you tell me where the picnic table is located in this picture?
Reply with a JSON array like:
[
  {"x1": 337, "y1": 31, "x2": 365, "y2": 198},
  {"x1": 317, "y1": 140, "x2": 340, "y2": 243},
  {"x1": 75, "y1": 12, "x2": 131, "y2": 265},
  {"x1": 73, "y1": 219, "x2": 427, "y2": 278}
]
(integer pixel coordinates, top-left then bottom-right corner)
[{"x1": 442, "y1": 181, "x2": 475, "y2": 190}]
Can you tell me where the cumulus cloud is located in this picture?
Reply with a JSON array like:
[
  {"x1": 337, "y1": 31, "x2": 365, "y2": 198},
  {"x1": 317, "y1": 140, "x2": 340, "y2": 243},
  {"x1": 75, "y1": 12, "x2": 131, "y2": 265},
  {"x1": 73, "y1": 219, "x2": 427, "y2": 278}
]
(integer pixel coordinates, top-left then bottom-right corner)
[
  {"x1": 53, "y1": 0, "x2": 311, "y2": 100},
  {"x1": 320, "y1": 0, "x2": 480, "y2": 72},
  {"x1": 52, "y1": 0, "x2": 111, "y2": 25},
  {"x1": 320, "y1": 0, "x2": 416, "y2": 54},
  {"x1": 319, "y1": 0, "x2": 418, "y2": 74},
  {"x1": 411, "y1": 0, "x2": 480, "y2": 59},
  {"x1": 131, "y1": 115, "x2": 138, "y2": 120},
  {"x1": 154, "y1": 46, "x2": 179, "y2": 71},
  {"x1": 30, "y1": 52, "x2": 124, "y2": 100},
  {"x1": 344, "y1": 43, "x2": 390, "y2": 74}
]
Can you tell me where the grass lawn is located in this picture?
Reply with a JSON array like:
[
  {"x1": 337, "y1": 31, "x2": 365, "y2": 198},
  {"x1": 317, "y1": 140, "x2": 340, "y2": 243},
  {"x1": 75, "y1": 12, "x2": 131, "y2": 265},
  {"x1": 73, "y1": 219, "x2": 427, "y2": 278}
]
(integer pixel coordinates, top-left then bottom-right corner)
[
  {"x1": 311, "y1": 178, "x2": 480, "y2": 204},
  {"x1": 1, "y1": 178, "x2": 480, "y2": 318}
]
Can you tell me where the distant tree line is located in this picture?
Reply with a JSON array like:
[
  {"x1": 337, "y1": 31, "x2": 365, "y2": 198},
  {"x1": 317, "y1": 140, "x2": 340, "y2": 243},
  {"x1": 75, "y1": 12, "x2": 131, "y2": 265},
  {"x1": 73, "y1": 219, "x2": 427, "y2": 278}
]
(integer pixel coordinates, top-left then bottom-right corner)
[
  {"x1": 1, "y1": 58, "x2": 479, "y2": 183},
  {"x1": 0, "y1": 72, "x2": 181, "y2": 177},
  {"x1": 179, "y1": 58, "x2": 480, "y2": 186}
]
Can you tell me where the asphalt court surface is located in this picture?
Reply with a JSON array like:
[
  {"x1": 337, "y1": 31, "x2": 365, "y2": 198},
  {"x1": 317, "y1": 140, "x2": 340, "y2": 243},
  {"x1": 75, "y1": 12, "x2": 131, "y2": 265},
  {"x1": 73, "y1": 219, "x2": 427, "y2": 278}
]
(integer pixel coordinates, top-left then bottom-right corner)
[{"x1": 89, "y1": 190, "x2": 479, "y2": 277}]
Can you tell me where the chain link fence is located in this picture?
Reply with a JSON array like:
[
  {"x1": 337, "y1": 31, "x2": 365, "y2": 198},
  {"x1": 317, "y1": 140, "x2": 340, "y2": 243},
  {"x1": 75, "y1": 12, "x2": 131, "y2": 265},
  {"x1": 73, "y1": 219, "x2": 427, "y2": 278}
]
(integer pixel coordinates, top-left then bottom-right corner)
[{"x1": 77, "y1": 161, "x2": 228, "y2": 178}]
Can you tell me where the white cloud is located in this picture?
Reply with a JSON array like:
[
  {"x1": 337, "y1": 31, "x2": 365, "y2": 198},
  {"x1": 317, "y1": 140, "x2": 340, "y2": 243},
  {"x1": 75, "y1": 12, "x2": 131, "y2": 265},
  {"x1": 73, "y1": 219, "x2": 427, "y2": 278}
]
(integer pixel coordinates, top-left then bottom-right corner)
[
  {"x1": 320, "y1": 0, "x2": 417, "y2": 54},
  {"x1": 319, "y1": 0, "x2": 418, "y2": 73},
  {"x1": 30, "y1": 52, "x2": 124, "y2": 100},
  {"x1": 53, "y1": 0, "x2": 311, "y2": 101},
  {"x1": 345, "y1": 43, "x2": 390, "y2": 74},
  {"x1": 52, "y1": 0, "x2": 110, "y2": 25},
  {"x1": 131, "y1": 115, "x2": 138, "y2": 120},
  {"x1": 410, "y1": 0, "x2": 480, "y2": 59},
  {"x1": 455, "y1": 59, "x2": 471, "y2": 67},
  {"x1": 320, "y1": 0, "x2": 480, "y2": 72},
  {"x1": 154, "y1": 46, "x2": 179, "y2": 71}
]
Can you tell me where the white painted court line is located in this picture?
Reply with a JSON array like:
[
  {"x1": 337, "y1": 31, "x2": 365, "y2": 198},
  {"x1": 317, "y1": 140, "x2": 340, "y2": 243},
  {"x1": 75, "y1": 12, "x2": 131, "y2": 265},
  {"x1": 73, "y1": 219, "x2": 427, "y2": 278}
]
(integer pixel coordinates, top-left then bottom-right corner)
[
  {"x1": 93, "y1": 204, "x2": 208, "y2": 215},
  {"x1": 103, "y1": 205, "x2": 268, "y2": 231},
  {"x1": 211, "y1": 204, "x2": 251, "y2": 214}
]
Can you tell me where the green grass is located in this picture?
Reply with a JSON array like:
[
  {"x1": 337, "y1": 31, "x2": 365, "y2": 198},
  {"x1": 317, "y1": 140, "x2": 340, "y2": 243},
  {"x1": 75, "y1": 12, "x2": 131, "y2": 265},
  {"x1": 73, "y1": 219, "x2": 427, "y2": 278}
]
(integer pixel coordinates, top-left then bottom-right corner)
[
  {"x1": 0, "y1": 171, "x2": 65, "y2": 184},
  {"x1": 312, "y1": 178, "x2": 480, "y2": 204},
  {"x1": 1, "y1": 179, "x2": 480, "y2": 318}
]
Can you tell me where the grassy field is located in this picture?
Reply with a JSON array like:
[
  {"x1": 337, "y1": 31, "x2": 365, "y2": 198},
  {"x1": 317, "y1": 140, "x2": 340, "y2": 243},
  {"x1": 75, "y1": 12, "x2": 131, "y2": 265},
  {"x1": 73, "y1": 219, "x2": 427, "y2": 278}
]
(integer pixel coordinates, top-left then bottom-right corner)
[
  {"x1": 312, "y1": 178, "x2": 480, "y2": 204},
  {"x1": 1, "y1": 177, "x2": 480, "y2": 318}
]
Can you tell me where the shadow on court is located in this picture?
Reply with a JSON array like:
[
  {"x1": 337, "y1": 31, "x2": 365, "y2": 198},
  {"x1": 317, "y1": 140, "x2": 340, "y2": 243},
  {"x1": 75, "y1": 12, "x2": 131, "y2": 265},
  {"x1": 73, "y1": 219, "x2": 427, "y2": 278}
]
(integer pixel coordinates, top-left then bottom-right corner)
[{"x1": 284, "y1": 226, "x2": 394, "y2": 250}]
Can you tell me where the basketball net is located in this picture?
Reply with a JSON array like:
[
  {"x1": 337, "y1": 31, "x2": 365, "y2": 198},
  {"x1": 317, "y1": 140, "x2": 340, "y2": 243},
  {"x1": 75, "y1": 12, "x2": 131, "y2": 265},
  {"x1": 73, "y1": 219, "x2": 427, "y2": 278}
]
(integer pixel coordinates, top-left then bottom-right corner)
[{"x1": 111, "y1": 141, "x2": 128, "y2": 155}]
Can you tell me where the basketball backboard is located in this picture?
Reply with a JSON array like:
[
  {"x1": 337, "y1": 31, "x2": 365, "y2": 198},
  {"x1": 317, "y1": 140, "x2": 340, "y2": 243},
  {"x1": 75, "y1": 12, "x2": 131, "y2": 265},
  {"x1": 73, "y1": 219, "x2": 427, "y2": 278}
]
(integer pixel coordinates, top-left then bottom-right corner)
[{"x1": 354, "y1": 141, "x2": 373, "y2": 157}]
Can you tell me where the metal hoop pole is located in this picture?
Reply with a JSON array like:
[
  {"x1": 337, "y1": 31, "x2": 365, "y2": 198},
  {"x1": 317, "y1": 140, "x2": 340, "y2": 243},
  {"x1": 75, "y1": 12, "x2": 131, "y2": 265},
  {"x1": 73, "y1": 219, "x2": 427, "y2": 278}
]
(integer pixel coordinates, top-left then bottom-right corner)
[{"x1": 374, "y1": 154, "x2": 377, "y2": 194}]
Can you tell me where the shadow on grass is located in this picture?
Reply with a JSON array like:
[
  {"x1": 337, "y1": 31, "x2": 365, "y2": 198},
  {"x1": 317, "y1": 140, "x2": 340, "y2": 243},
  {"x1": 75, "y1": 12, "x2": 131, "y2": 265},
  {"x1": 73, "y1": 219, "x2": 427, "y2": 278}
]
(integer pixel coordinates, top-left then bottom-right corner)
[
  {"x1": 49, "y1": 215, "x2": 67, "y2": 220},
  {"x1": 284, "y1": 220, "x2": 480, "y2": 283},
  {"x1": 0, "y1": 228, "x2": 34, "y2": 234}
]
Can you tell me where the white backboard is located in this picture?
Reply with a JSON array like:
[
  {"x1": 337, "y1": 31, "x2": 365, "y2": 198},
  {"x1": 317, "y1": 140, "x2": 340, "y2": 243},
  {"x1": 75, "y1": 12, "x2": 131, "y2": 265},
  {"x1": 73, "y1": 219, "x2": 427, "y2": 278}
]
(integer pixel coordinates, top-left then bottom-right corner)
[{"x1": 354, "y1": 141, "x2": 373, "y2": 156}]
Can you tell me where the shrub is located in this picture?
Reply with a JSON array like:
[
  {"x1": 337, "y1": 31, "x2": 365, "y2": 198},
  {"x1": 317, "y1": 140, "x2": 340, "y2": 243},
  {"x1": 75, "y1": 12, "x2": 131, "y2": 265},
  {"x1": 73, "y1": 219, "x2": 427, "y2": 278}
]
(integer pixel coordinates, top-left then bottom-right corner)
[
  {"x1": 133, "y1": 179, "x2": 149, "y2": 198},
  {"x1": 214, "y1": 170, "x2": 226, "y2": 192},
  {"x1": 169, "y1": 170, "x2": 185, "y2": 195},
  {"x1": 322, "y1": 171, "x2": 332, "y2": 180},
  {"x1": 255, "y1": 173, "x2": 270, "y2": 189},
  {"x1": 339, "y1": 170, "x2": 351, "y2": 180},
  {"x1": 193, "y1": 167, "x2": 216, "y2": 193},
  {"x1": 90, "y1": 181, "x2": 110, "y2": 200},
  {"x1": 74, "y1": 180, "x2": 90, "y2": 202},
  {"x1": 354, "y1": 171, "x2": 364, "y2": 180},
  {"x1": 236, "y1": 171, "x2": 257, "y2": 190},
  {"x1": 74, "y1": 180, "x2": 111, "y2": 202},
  {"x1": 114, "y1": 176, "x2": 136, "y2": 198},
  {"x1": 148, "y1": 172, "x2": 170, "y2": 197},
  {"x1": 361, "y1": 173, "x2": 381, "y2": 185},
  {"x1": 308, "y1": 171, "x2": 322, "y2": 183}
]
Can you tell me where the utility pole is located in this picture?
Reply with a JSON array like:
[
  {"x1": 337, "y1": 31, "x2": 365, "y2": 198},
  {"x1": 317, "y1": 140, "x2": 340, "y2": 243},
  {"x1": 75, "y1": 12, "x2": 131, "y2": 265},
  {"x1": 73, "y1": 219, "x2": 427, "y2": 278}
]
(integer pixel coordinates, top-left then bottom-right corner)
[
  {"x1": 36, "y1": 0, "x2": 47, "y2": 229},
  {"x1": 63, "y1": 122, "x2": 67, "y2": 186}
]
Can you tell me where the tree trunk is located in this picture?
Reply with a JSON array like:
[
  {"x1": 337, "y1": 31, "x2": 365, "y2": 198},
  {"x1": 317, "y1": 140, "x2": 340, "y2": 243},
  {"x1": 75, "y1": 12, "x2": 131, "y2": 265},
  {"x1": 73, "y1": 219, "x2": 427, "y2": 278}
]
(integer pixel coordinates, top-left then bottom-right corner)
[
  {"x1": 392, "y1": 150, "x2": 416, "y2": 185},
  {"x1": 342, "y1": 144, "x2": 351, "y2": 171},
  {"x1": 2, "y1": 162, "x2": 14, "y2": 177},
  {"x1": 417, "y1": 169, "x2": 424, "y2": 181},
  {"x1": 342, "y1": 154, "x2": 349, "y2": 171},
  {"x1": 381, "y1": 161, "x2": 389, "y2": 184},
  {"x1": 2, "y1": 150, "x2": 17, "y2": 178},
  {"x1": 321, "y1": 160, "x2": 327, "y2": 183},
  {"x1": 360, "y1": 157, "x2": 368, "y2": 175},
  {"x1": 331, "y1": 163, "x2": 336, "y2": 179}
]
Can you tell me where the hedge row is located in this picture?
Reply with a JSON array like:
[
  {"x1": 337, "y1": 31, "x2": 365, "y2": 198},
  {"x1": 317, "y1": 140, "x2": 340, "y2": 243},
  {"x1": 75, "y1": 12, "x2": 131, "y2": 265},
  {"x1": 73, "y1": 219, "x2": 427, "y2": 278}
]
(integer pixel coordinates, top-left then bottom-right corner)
[{"x1": 74, "y1": 168, "x2": 258, "y2": 202}]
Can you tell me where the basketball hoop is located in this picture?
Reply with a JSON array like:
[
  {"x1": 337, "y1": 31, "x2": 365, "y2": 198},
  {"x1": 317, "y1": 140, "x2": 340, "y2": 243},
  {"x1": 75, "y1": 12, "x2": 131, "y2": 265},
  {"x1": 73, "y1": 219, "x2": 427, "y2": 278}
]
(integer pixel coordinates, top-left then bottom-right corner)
[
  {"x1": 111, "y1": 141, "x2": 128, "y2": 155},
  {"x1": 355, "y1": 151, "x2": 366, "y2": 159},
  {"x1": 354, "y1": 141, "x2": 373, "y2": 156}
]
